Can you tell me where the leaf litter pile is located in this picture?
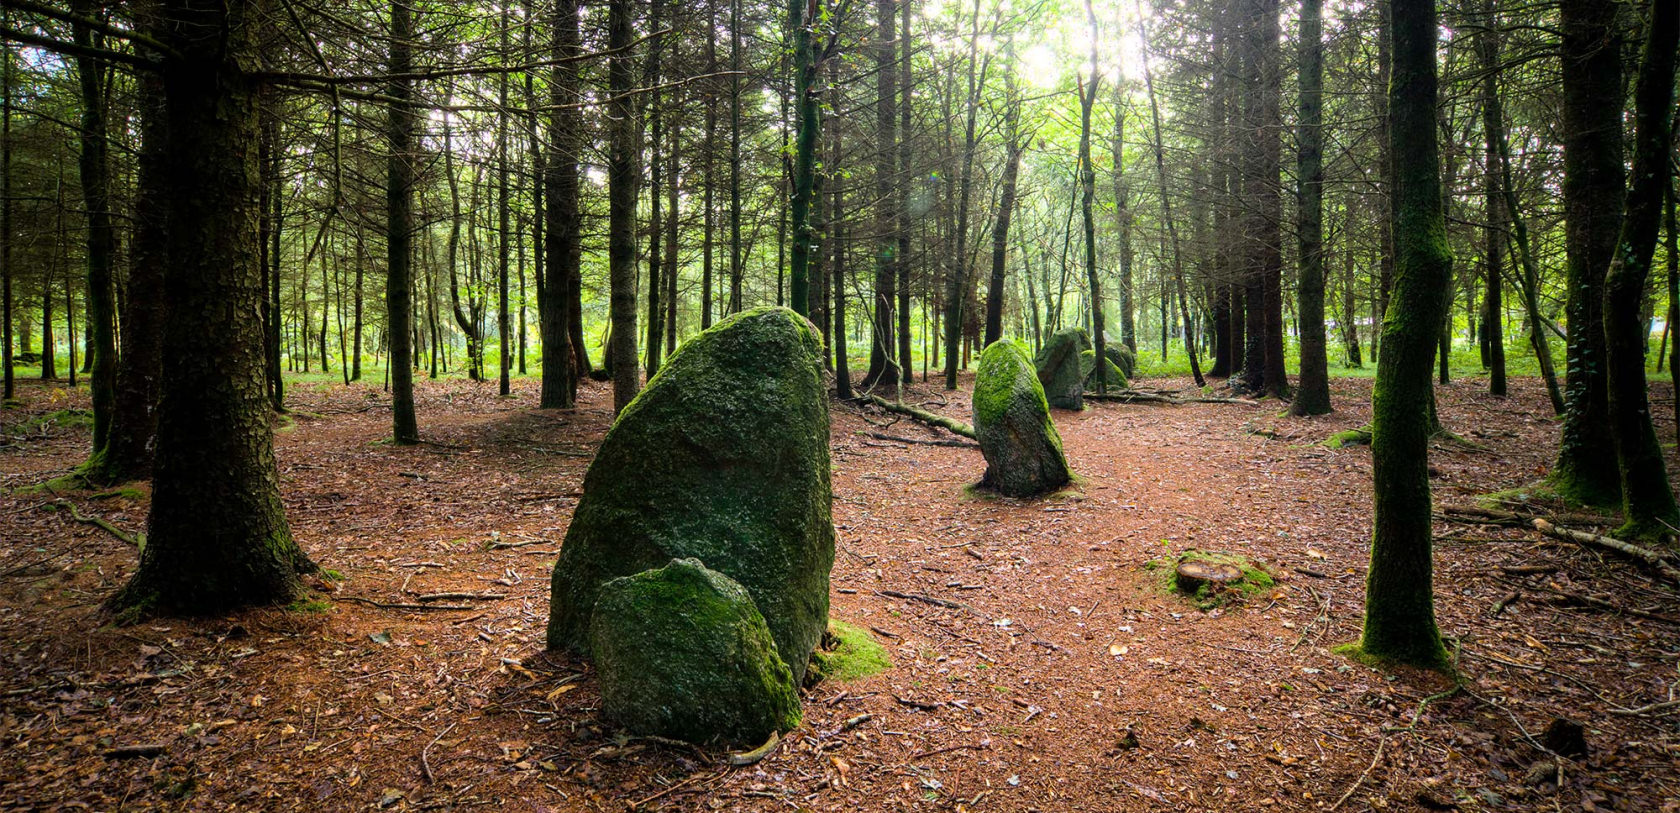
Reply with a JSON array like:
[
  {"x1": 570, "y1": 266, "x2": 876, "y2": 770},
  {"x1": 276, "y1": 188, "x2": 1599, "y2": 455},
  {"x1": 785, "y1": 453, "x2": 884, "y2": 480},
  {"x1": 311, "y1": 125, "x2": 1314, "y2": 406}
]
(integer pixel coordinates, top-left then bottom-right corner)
[{"x1": 2, "y1": 374, "x2": 1679, "y2": 811}]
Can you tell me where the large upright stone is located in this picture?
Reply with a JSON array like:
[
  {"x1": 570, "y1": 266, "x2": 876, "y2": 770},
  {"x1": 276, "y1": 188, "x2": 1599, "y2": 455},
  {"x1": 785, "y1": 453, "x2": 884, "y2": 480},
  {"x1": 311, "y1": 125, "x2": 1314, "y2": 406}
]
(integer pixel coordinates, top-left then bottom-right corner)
[
  {"x1": 546, "y1": 307, "x2": 835, "y2": 683},
  {"x1": 1035, "y1": 328, "x2": 1092, "y2": 410},
  {"x1": 590, "y1": 559, "x2": 802, "y2": 745},
  {"x1": 974, "y1": 341, "x2": 1073, "y2": 497}
]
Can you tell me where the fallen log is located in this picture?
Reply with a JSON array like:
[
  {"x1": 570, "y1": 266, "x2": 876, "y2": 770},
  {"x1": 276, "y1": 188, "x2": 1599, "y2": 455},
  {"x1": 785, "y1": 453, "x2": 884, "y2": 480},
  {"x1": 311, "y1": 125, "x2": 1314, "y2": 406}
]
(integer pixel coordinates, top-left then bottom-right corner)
[
  {"x1": 859, "y1": 394, "x2": 975, "y2": 439},
  {"x1": 861, "y1": 431, "x2": 978, "y2": 449},
  {"x1": 1531, "y1": 519, "x2": 1680, "y2": 585}
]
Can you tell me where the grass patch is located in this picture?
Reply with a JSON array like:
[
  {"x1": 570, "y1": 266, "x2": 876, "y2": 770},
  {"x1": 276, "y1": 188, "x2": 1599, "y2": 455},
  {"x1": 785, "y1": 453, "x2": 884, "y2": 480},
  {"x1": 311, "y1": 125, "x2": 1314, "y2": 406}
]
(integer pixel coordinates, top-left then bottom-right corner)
[
  {"x1": 808, "y1": 620, "x2": 891, "y2": 683},
  {"x1": 10, "y1": 408, "x2": 93, "y2": 435},
  {"x1": 288, "y1": 598, "x2": 334, "y2": 614},
  {"x1": 1323, "y1": 427, "x2": 1372, "y2": 449}
]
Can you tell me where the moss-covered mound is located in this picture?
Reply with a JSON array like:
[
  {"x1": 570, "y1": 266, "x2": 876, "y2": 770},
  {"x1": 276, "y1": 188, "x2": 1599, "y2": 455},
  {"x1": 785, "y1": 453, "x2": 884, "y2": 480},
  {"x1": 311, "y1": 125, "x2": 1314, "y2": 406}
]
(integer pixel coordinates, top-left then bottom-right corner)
[
  {"x1": 1034, "y1": 328, "x2": 1091, "y2": 410},
  {"x1": 1146, "y1": 549, "x2": 1276, "y2": 610},
  {"x1": 1081, "y1": 349, "x2": 1130, "y2": 390},
  {"x1": 546, "y1": 306, "x2": 835, "y2": 683},
  {"x1": 974, "y1": 340, "x2": 1073, "y2": 498},
  {"x1": 808, "y1": 620, "x2": 892, "y2": 684},
  {"x1": 590, "y1": 559, "x2": 802, "y2": 745}
]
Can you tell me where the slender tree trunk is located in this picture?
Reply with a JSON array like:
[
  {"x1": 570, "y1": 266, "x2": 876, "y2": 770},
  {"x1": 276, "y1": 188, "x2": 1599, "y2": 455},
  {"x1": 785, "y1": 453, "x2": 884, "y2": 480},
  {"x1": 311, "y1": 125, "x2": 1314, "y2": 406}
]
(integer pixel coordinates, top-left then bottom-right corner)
[
  {"x1": 542, "y1": 0, "x2": 580, "y2": 409},
  {"x1": 607, "y1": 0, "x2": 641, "y2": 413},
  {"x1": 702, "y1": 15, "x2": 717, "y2": 331},
  {"x1": 1139, "y1": 11, "x2": 1204, "y2": 387},
  {"x1": 728, "y1": 0, "x2": 744, "y2": 314},
  {"x1": 1079, "y1": 1, "x2": 1106, "y2": 392},
  {"x1": 496, "y1": 3, "x2": 512, "y2": 396},
  {"x1": 386, "y1": 1, "x2": 419, "y2": 443},
  {"x1": 1355, "y1": 0, "x2": 1452, "y2": 670},
  {"x1": 70, "y1": 0, "x2": 115, "y2": 455},
  {"x1": 1551, "y1": 0, "x2": 1625, "y2": 507},
  {"x1": 1668, "y1": 175, "x2": 1678, "y2": 447},
  {"x1": 788, "y1": 0, "x2": 819, "y2": 318},
  {"x1": 897, "y1": 0, "x2": 913, "y2": 386},
  {"x1": 984, "y1": 82, "x2": 1023, "y2": 348},
  {"x1": 1602, "y1": 0, "x2": 1678, "y2": 540},
  {"x1": 860, "y1": 0, "x2": 899, "y2": 391},
  {"x1": 646, "y1": 16, "x2": 666, "y2": 378},
  {"x1": 1483, "y1": 125, "x2": 1507, "y2": 396},
  {"x1": 1290, "y1": 0, "x2": 1330, "y2": 415},
  {"x1": 0, "y1": 27, "x2": 10, "y2": 402},
  {"x1": 1478, "y1": 8, "x2": 1564, "y2": 415},
  {"x1": 111, "y1": 0, "x2": 313, "y2": 616}
]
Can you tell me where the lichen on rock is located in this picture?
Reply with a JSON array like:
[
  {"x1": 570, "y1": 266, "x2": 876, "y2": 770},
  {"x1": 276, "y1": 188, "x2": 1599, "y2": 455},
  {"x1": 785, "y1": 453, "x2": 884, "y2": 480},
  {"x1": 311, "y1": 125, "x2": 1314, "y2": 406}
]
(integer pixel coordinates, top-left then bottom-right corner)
[{"x1": 589, "y1": 558, "x2": 802, "y2": 745}]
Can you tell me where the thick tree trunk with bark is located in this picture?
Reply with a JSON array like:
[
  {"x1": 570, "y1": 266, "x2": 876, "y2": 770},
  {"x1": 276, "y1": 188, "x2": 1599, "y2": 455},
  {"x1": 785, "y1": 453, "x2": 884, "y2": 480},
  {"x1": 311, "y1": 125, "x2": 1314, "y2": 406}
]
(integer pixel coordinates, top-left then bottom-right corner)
[
  {"x1": 1602, "y1": 0, "x2": 1678, "y2": 540},
  {"x1": 788, "y1": 0, "x2": 819, "y2": 319},
  {"x1": 111, "y1": 0, "x2": 313, "y2": 616},
  {"x1": 542, "y1": 0, "x2": 580, "y2": 409},
  {"x1": 71, "y1": 0, "x2": 116, "y2": 458},
  {"x1": 1354, "y1": 0, "x2": 1452, "y2": 670},
  {"x1": 1551, "y1": 0, "x2": 1624, "y2": 507}
]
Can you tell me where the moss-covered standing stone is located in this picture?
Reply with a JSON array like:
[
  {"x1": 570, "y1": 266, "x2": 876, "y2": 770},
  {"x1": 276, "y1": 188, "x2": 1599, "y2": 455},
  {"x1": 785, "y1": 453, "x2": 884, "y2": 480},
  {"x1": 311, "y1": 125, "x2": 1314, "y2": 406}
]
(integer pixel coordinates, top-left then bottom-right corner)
[
  {"x1": 546, "y1": 306, "x2": 835, "y2": 683},
  {"x1": 1035, "y1": 328, "x2": 1092, "y2": 410},
  {"x1": 1081, "y1": 349, "x2": 1130, "y2": 390},
  {"x1": 973, "y1": 340, "x2": 1073, "y2": 498},
  {"x1": 589, "y1": 559, "x2": 802, "y2": 745}
]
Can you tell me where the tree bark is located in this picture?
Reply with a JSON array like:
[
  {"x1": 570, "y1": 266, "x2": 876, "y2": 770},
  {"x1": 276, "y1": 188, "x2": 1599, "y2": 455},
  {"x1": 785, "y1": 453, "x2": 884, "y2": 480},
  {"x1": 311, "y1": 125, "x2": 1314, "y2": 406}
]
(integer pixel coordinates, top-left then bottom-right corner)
[
  {"x1": 1551, "y1": 0, "x2": 1625, "y2": 507},
  {"x1": 71, "y1": 0, "x2": 116, "y2": 457},
  {"x1": 1602, "y1": 0, "x2": 1678, "y2": 540},
  {"x1": 607, "y1": 0, "x2": 641, "y2": 414},
  {"x1": 110, "y1": 0, "x2": 313, "y2": 616},
  {"x1": 386, "y1": 1, "x2": 419, "y2": 443},
  {"x1": 860, "y1": 0, "x2": 899, "y2": 391},
  {"x1": 1356, "y1": 0, "x2": 1452, "y2": 670},
  {"x1": 1290, "y1": 0, "x2": 1330, "y2": 415}
]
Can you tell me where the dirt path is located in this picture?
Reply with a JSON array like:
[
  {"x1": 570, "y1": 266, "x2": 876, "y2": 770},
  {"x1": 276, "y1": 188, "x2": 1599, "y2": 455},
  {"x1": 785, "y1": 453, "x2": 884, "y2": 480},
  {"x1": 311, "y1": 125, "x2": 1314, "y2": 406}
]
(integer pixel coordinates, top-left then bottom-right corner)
[{"x1": 2, "y1": 374, "x2": 1676, "y2": 811}]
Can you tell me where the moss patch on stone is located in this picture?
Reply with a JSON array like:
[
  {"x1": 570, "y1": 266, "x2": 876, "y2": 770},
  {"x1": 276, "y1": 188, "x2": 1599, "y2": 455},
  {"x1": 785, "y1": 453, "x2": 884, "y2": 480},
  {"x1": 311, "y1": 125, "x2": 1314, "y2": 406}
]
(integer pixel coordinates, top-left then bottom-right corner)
[
  {"x1": 589, "y1": 559, "x2": 802, "y2": 746},
  {"x1": 1080, "y1": 349, "x2": 1130, "y2": 390},
  {"x1": 809, "y1": 620, "x2": 892, "y2": 683},
  {"x1": 972, "y1": 340, "x2": 1073, "y2": 498}
]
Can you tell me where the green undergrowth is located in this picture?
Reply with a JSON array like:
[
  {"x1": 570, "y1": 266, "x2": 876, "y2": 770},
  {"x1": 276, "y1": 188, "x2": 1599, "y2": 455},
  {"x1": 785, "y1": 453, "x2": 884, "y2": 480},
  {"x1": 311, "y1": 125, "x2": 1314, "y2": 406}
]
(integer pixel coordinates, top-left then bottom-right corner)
[
  {"x1": 1323, "y1": 427, "x2": 1372, "y2": 449},
  {"x1": 1144, "y1": 548, "x2": 1276, "y2": 610},
  {"x1": 10, "y1": 408, "x2": 93, "y2": 436},
  {"x1": 808, "y1": 620, "x2": 891, "y2": 684}
]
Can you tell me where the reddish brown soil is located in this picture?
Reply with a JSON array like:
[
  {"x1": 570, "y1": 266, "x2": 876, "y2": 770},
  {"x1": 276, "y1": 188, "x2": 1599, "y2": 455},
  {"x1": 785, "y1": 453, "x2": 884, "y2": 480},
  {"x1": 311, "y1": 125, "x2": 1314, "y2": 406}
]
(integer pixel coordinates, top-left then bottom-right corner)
[{"x1": 2, "y1": 373, "x2": 1678, "y2": 812}]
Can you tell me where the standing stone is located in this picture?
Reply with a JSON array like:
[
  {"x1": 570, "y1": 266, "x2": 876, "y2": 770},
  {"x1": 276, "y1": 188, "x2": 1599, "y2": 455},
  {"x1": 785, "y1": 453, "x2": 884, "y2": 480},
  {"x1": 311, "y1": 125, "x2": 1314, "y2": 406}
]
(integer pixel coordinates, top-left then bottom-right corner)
[
  {"x1": 1034, "y1": 327, "x2": 1092, "y2": 409},
  {"x1": 974, "y1": 341, "x2": 1073, "y2": 497},
  {"x1": 1082, "y1": 349, "x2": 1131, "y2": 390},
  {"x1": 590, "y1": 558, "x2": 802, "y2": 745},
  {"x1": 547, "y1": 307, "x2": 834, "y2": 683}
]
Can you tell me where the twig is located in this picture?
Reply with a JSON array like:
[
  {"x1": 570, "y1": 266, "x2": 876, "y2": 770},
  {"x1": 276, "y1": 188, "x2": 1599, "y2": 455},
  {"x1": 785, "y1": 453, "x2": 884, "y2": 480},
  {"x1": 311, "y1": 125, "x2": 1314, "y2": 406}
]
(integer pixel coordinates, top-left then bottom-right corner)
[
  {"x1": 1607, "y1": 698, "x2": 1680, "y2": 717},
  {"x1": 910, "y1": 741, "x2": 988, "y2": 760},
  {"x1": 420, "y1": 722, "x2": 456, "y2": 784},
  {"x1": 876, "y1": 589, "x2": 966, "y2": 610},
  {"x1": 102, "y1": 744, "x2": 166, "y2": 759},
  {"x1": 1328, "y1": 736, "x2": 1385, "y2": 811}
]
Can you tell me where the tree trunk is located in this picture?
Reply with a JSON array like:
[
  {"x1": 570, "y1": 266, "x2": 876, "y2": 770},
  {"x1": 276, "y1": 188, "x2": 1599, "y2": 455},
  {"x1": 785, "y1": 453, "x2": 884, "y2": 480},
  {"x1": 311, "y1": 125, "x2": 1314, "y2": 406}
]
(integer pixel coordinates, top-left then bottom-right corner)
[
  {"x1": 71, "y1": 0, "x2": 116, "y2": 456},
  {"x1": 788, "y1": 0, "x2": 819, "y2": 319},
  {"x1": 1139, "y1": 13, "x2": 1204, "y2": 387},
  {"x1": 984, "y1": 80, "x2": 1023, "y2": 348},
  {"x1": 1355, "y1": 0, "x2": 1452, "y2": 670},
  {"x1": 1602, "y1": 0, "x2": 1678, "y2": 540},
  {"x1": 110, "y1": 0, "x2": 313, "y2": 616},
  {"x1": 860, "y1": 0, "x2": 899, "y2": 391},
  {"x1": 1290, "y1": 0, "x2": 1330, "y2": 415},
  {"x1": 1078, "y1": 1, "x2": 1106, "y2": 393},
  {"x1": 1, "y1": 32, "x2": 10, "y2": 402},
  {"x1": 387, "y1": 1, "x2": 419, "y2": 443},
  {"x1": 542, "y1": 0, "x2": 580, "y2": 409},
  {"x1": 1551, "y1": 0, "x2": 1625, "y2": 507},
  {"x1": 1482, "y1": 122, "x2": 1507, "y2": 397},
  {"x1": 607, "y1": 0, "x2": 641, "y2": 414}
]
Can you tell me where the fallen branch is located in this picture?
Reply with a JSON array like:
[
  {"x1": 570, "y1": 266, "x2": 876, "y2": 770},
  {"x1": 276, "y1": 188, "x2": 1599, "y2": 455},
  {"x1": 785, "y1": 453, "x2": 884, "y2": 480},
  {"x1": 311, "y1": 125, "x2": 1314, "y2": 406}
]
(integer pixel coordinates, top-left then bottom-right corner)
[
  {"x1": 859, "y1": 394, "x2": 975, "y2": 439},
  {"x1": 336, "y1": 595, "x2": 477, "y2": 611},
  {"x1": 1607, "y1": 698, "x2": 1680, "y2": 717},
  {"x1": 876, "y1": 589, "x2": 967, "y2": 610},
  {"x1": 1532, "y1": 518, "x2": 1680, "y2": 585},
  {"x1": 1329, "y1": 736, "x2": 1385, "y2": 811},
  {"x1": 102, "y1": 743, "x2": 166, "y2": 759},
  {"x1": 420, "y1": 722, "x2": 455, "y2": 784},
  {"x1": 861, "y1": 431, "x2": 978, "y2": 449},
  {"x1": 415, "y1": 592, "x2": 507, "y2": 602}
]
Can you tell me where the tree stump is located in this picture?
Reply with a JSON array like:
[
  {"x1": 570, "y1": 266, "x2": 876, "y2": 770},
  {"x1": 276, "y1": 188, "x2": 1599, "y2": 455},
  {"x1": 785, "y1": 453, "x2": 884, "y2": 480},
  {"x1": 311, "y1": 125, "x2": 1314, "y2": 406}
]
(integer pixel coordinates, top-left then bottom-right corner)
[{"x1": 1174, "y1": 560, "x2": 1244, "y2": 594}]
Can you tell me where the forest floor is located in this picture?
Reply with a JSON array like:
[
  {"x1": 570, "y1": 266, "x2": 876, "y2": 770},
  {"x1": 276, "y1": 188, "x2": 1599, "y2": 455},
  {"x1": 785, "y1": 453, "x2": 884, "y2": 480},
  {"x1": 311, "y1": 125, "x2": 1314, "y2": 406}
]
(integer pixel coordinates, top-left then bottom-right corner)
[{"x1": 2, "y1": 371, "x2": 1679, "y2": 812}]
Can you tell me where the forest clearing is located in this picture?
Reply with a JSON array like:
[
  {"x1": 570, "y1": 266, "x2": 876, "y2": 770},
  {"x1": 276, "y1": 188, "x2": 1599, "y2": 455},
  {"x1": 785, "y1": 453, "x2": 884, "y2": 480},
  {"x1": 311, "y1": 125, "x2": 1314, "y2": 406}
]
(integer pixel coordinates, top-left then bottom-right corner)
[
  {"x1": 4, "y1": 371, "x2": 1680, "y2": 811},
  {"x1": 3, "y1": 0, "x2": 1680, "y2": 809}
]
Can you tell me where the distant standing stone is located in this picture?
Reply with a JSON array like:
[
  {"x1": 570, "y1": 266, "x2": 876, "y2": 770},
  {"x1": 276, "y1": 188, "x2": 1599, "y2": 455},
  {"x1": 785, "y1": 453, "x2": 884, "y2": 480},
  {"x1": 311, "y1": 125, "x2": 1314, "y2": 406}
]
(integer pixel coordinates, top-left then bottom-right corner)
[
  {"x1": 1035, "y1": 328, "x2": 1092, "y2": 410},
  {"x1": 973, "y1": 340, "x2": 1073, "y2": 498}
]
